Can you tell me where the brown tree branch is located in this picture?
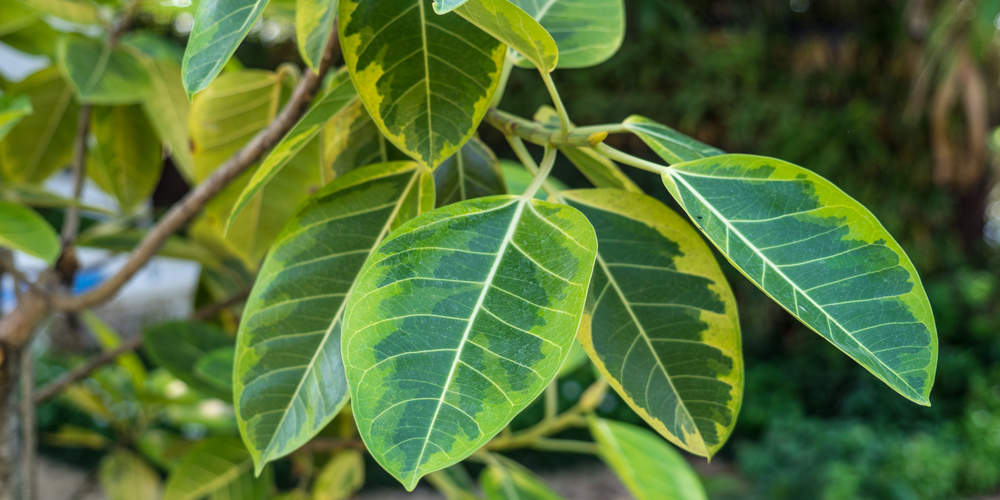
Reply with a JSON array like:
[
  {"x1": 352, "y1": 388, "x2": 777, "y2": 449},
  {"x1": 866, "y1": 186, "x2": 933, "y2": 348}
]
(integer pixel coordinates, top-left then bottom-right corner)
[
  {"x1": 51, "y1": 38, "x2": 338, "y2": 312},
  {"x1": 19, "y1": 349, "x2": 35, "y2": 500}
]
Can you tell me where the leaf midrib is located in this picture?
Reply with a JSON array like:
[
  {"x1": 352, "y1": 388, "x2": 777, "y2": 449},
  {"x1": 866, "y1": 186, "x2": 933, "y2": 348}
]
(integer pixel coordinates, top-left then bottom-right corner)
[
  {"x1": 412, "y1": 197, "x2": 524, "y2": 484},
  {"x1": 257, "y1": 168, "x2": 423, "y2": 462},
  {"x1": 669, "y1": 169, "x2": 921, "y2": 399}
]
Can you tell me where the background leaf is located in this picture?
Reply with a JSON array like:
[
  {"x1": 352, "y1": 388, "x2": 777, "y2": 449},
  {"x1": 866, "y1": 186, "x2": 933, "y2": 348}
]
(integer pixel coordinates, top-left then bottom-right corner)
[
  {"x1": 296, "y1": 0, "x2": 338, "y2": 70},
  {"x1": 57, "y1": 34, "x2": 153, "y2": 104},
  {"x1": 0, "y1": 94, "x2": 32, "y2": 142},
  {"x1": 23, "y1": 0, "x2": 101, "y2": 25},
  {"x1": 480, "y1": 455, "x2": 566, "y2": 500},
  {"x1": 454, "y1": 0, "x2": 559, "y2": 72},
  {"x1": 144, "y1": 322, "x2": 234, "y2": 399},
  {"x1": 589, "y1": 418, "x2": 708, "y2": 500},
  {"x1": 87, "y1": 105, "x2": 164, "y2": 211},
  {"x1": 191, "y1": 69, "x2": 323, "y2": 266},
  {"x1": 235, "y1": 161, "x2": 434, "y2": 472},
  {"x1": 312, "y1": 449, "x2": 365, "y2": 500},
  {"x1": 508, "y1": 0, "x2": 624, "y2": 69},
  {"x1": 661, "y1": 154, "x2": 937, "y2": 405},
  {"x1": 0, "y1": 67, "x2": 78, "y2": 184},
  {"x1": 434, "y1": 136, "x2": 506, "y2": 206},
  {"x1": 163, "y1": 436, "x2": 273, "y2": 500},
  {"x1": 0, "y1": 201, "x2": 60, "y2": 263},
  {"x1": 343, "y1": 195, "x2": 597, "y2": 489},
  {"x1": 227, "y1": 69, "x2": 357, "y2": 227},
  {"x1": 193, "y1": 347, "x2": 236, "y2": 393},
  {"x1": 339, "y1": 0, "x2": 505, "y2": 169},
  {"x1": 182, "y1": 0, "x2": 271, "y2": 96},
  {"x1": 137, "y1": 55, "x2": 196, "y2": 182},
  {"x1": 99, "y1": 449, "x2": 162, "y2": 500},
  {"x1": 561, "y1": 189, "x2": 743, "y2": 457}
]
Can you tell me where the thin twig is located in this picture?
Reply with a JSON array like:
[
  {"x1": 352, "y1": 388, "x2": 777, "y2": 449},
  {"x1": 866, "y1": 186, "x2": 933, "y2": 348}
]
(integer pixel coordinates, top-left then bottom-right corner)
[
  {"x1": 34, "y1": 287, "x2": 251, "y2": 404},
  {"x1": 20, "y1": 347, "x2": 36, "y2": 500},
  {"x1": 33, "y1": 335, "x2": 142, "y2": 405},
  {"x1": 45, "y1": 31, "x2": 340, "y2": 314},
  {"x1": 191, "y1": 288, "x2": 250, "y2": 321}
]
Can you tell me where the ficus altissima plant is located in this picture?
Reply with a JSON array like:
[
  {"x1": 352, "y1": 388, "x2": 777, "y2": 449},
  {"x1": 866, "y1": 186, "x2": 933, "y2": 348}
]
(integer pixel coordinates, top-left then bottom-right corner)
[{"x1": 0, "y1": 0, "x2": 938, "y2": 497}]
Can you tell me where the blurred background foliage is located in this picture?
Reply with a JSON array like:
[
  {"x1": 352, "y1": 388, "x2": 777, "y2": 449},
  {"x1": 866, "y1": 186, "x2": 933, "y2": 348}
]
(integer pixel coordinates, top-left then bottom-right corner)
[{"x1": 19, "y1": 0, "x2": 1000, "y2": 498}]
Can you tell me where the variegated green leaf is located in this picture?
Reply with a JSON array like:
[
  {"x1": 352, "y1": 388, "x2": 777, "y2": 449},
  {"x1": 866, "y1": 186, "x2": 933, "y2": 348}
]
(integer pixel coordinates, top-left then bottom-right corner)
[
  {"x1": 453, "y1": 0, "x2": 559, "y2": 73},
  {"x1": 480, "y1": 455, "x2": 565, "y2": 500},
  {"x1": 192, "y1": 69, "x2": 324, "y2": 266},
  {"x1": 321, "y1": 97, "x2": 405, "y2": 182},
  {"x1": 236, "y1": 161, "x2": 434, "y2": 473},
  {"x1": 0, "y1": 201, "x2": 59, "y2": 263},
  {"x1": 509, "y1": 0, "x2": 624, "y2": 69},
  {"x1": 432, "y1": 0, "x2": 468, "y2": 14},
  {"x1": 343, "y1": 194, "x2": 597, "y2": 490},
  {"x1": 339, "y1": 0, "x2": 506, "y2": 169},
  {"x1": 662, "y1": 154, "x2": 937, "y2": 404},
  {"x1": 182, "y1": 0, "x2": 270, "y2": 96},
  {"x1": 589, "y1": 418, "x2": 708, "y2": 500},
  {"x1": 57, "y1": 34, "x2": 152, "y2": 104},
  {"x1": 164, "y1": 436, "x2": 273, "y2": 500},
  {"x1": 560, "y1": 189, "x2": 742, "y2": 457},
  {"x1": 0, "y1": 94, "x2": 32, "y2": 142},
  {"x1": 296, "y1": 0, "x2": 338, "y2": 70},
  {"x1": 434, "y1": 136, "x2": 506, "y2": 206},
  {"x1": 99, "y1": 449, "x2": 162, "y2": 500},
  {"x1": 0, "y1": 67, "x2": 78, "y2": 184},
  {"x1": 87, "y1": 105, "x2": 163, "y2": 212},
  {"x1": 624, "y1": 116, "x2": 723, "y2": 165},
  {"x1": 227, "y1": 69, "x2": 357, "y2": 229},
  {"x1": 313, "y1": 449, "x2": 365, "y2": 500}
]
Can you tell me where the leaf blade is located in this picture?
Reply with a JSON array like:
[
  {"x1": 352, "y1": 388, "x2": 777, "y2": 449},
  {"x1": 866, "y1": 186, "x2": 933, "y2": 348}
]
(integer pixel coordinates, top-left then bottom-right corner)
[
  {"x1": 623, "y1": 115, "x2": 723, "y2": 165},
  {"x1": 227, "y1": 69, "x2": 357, "y2": 228},
  {"x1": 508, "y1": 0, "x2": 624, "y2": 69},
  {"x1": 339, "y1": 0, "x2": 505, "y2": 169},
  {"x1": 0, "y1": 201, "x2": 60, "y2": 263},
  {"x1": 87, "y1": 105, "x2": 164, "y2": 211},
  {"x1": 662, "y1": 154, "x2": 937, "y2": 405},
  {"x1": 0, "y1": 67, "x2": 78, "y2": 184},
  {"x1": 343, "y1": 195, "x2": 597, "y2": 489},
  {"x1": 0, "y1": 94, "x2": 32, "y2": 142},
  {"x1": 561, "y1": 189, "x2": 742, "y2": 458},
  {"x1": 589, "y1": 418, "x2": 708, "y2": 500},
  {"x1": 57, "y1": 34, "x2": 153, "y2": 105},
  {"x1": 181, "y1": 0, "x2": 271, "y2": 96},
  {"x1": 454, "y1": 0, "x2": 559, "y2": 73},
  {"x1": 433, "y1": 136, "x2": 506, "y2": 206},
  {"x1": 296, "y1": 0, "x2": 338, "y2": 70},
  {"x1": 235, "y1": 161, "x2": 434, "y2": 472},
  {"x1": 163, "y1": 436, "x2": 272, "y2": 500}
]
